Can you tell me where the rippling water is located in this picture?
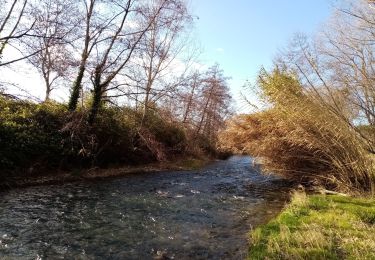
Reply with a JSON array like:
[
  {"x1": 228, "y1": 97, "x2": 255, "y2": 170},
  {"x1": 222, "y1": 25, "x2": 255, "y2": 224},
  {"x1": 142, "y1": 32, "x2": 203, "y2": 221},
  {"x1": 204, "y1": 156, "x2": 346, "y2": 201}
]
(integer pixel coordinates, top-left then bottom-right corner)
[{"x1": 0, "y1": 156, "x2": 290, "y2": 259}]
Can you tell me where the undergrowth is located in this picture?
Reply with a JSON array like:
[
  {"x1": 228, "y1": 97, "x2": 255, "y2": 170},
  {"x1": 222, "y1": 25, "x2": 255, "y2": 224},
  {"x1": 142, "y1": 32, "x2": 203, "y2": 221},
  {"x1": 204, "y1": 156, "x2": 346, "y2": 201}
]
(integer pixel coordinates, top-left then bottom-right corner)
[{"x1": 0, "y1": 97, "x2": 215, "y2": 178}]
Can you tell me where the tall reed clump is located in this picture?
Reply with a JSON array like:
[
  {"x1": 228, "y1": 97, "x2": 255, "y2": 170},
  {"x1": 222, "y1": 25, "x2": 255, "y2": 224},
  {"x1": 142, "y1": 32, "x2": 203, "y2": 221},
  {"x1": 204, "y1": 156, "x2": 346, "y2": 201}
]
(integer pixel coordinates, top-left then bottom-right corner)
[{"x1": 220, "y1": 69, "x2": 375, "y2": 194}]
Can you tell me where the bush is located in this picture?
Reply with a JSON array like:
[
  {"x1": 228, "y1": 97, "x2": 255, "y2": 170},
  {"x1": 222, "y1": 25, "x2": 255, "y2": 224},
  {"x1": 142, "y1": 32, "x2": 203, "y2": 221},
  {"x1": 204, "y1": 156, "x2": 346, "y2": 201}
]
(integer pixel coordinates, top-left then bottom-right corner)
[
  {"x1": 141, "y1": 109, "x2": 187, "y2": 152},
  {"x1": 0, "y1": 98, "x2": 65, "y2": 170},
  {"x1": 220, "y1": 69, "x2": 375, "y2": 193},
  {"x1": 0, "y1": 97, "x2": 191, "y2": 175}
]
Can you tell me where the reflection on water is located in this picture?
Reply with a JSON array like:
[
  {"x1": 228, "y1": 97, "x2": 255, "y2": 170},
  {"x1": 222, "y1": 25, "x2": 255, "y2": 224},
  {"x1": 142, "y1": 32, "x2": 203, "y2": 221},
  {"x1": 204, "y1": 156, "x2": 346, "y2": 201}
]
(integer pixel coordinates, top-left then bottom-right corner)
[{"x1": 0, "y1": 156, "x2": 290, "y2": 259}]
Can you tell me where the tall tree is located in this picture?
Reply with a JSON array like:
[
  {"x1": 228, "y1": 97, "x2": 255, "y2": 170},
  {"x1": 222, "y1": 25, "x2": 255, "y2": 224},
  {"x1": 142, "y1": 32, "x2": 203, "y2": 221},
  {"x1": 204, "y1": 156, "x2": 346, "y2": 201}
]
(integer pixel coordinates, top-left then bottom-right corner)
[
  {"x1": 67, "y1": 0, "x2": 97, "y2": 111},
  {"x1": 87, "y1": 0, "x2": 188, "y2": 123},
  {"x1": 0, "y1": 0, "x2": 35, "y2": 66},
  {"x1": 135, "y1": 0, "x2": 191, "y2": 118},
  {"x1": 195, "y1": 64, "x2": 232, "y2": 141},
  {"x1": 23, "y1": 0, "x2": 77, "y2": 101}
]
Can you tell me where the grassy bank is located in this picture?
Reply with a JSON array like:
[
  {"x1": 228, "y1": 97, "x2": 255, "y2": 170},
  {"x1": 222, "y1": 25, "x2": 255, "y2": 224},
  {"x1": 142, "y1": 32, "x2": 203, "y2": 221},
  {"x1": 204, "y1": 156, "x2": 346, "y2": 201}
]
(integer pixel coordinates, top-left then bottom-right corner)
[{"x1": 249, "y1": 192, "x2": 375, "y2": 259}]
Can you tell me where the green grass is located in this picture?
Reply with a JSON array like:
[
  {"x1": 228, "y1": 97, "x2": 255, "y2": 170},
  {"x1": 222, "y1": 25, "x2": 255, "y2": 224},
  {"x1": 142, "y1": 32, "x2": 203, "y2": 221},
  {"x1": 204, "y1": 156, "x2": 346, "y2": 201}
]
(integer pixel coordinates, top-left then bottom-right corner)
[{"x1": 248, "y1": 192, "x2": 375, "y2": 259}]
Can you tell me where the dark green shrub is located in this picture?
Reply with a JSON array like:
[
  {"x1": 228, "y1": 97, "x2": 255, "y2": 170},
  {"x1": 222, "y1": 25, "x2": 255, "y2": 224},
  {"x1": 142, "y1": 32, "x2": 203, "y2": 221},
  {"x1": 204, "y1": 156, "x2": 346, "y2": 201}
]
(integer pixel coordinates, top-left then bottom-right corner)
[
  {"x1": 0, "y1": 98, "x2": 65, "y2": 170},
  {"x1": 0, "y1": 97, "x2": 207, "y2": 176},
  {"x1": 142, "y1": 109, "x2": 187, "y2": 152}
]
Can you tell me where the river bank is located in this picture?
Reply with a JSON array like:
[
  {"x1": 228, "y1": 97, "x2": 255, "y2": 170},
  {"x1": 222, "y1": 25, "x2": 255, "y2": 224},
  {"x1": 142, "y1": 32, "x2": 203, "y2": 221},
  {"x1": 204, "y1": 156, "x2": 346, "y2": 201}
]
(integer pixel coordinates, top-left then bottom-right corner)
[
  {"x1": 0, "y1": 157, "x2": 212, "y2": 190},
  {"x1": 1, "y1": 97, "x2": 227, "y2": 190},
  {"x1": 248, "y1": 191, "x2": 375, "y2": 259}
]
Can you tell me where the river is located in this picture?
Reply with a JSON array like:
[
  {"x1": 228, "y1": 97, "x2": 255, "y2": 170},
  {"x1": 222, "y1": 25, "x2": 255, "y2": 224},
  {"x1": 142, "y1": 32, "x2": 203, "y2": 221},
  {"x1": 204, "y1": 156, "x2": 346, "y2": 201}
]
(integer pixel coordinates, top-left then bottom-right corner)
[{"x1": 0, "y1": 156, "x2": 290, "y2": 259}]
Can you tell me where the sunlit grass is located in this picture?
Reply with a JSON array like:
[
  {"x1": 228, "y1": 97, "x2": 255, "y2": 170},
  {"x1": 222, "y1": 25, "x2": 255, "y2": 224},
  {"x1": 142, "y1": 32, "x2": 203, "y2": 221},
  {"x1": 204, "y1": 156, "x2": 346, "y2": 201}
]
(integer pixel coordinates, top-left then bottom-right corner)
[{"x1": 248, "y1": 192, "x2": 375, "y2": 259}]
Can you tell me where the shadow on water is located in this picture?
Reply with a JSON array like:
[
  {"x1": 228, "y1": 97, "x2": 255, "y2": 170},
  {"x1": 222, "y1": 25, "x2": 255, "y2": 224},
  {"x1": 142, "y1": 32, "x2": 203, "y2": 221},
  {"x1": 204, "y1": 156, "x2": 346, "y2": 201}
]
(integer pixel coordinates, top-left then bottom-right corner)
[{"x1": 0, "y1": 156, "x2": 291, "y2": 259}]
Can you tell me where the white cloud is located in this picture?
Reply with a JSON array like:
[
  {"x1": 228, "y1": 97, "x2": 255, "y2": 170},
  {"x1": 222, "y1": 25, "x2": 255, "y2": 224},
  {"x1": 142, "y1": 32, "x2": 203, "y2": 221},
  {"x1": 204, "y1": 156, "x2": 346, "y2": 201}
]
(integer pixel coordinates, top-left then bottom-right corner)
[{"x1": 215, "y1": 47, "x2": 225, "y2": 53}]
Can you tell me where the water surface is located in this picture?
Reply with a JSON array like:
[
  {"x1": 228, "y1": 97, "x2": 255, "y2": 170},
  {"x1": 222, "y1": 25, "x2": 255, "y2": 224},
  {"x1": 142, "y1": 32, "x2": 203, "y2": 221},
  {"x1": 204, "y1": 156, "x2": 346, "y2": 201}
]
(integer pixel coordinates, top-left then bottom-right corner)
[{"x1": 0, "y1": 156, "x2": 290, "y2": 259}]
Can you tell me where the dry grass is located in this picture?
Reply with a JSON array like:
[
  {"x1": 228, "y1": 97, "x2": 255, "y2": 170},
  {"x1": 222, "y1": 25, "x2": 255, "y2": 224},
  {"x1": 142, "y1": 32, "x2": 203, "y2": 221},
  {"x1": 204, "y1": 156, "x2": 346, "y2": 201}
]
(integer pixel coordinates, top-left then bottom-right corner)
[{"x1": 220, "y1": 69, "x2": 375, "y2": 193}]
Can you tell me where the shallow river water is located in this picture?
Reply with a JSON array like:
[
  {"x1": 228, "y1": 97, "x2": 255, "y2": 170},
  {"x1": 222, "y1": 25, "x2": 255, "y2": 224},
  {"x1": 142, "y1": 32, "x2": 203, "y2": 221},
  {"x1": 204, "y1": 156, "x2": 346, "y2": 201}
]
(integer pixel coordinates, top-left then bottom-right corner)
[{"x1": 0, "y1": 156, "x2": 290, "y2": 259}]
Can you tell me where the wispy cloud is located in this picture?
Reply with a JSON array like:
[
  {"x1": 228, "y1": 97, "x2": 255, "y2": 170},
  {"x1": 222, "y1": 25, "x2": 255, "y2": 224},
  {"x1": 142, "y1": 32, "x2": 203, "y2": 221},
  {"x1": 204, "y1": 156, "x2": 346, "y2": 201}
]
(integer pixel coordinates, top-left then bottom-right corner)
[{"x1": 216, "y1": 47, "x2": 225, "y2": 53}]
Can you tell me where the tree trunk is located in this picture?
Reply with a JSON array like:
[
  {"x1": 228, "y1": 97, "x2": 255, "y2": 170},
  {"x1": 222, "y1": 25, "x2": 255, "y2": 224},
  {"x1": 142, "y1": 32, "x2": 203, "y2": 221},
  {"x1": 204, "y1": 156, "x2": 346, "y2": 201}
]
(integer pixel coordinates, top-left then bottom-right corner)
[
  {"x1": 68, "y1": 0, "x2": 94, "y2": 111},
  {"x1": 44, "y1": 82, "x2": 51, "y2": 101},
  {"x1": 68, "y1": 63, "x2": 85, "y2": 111},
  {"x1": 88, "y1": 67, "x2": 104, "y2": 125},
  {"x1": 183, "y1": 76, "x2": 198, "y2": 123}
]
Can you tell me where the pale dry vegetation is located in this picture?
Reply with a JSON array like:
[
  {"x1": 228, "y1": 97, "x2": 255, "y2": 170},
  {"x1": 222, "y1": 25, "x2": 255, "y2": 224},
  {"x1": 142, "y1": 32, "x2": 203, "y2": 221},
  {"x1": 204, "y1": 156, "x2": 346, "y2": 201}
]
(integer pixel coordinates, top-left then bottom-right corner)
[
  {"x1": 220, "y1": 0, "x2": 375, "y2": 194},
  {"x1": 220, "y1": 69, "x2": 375, "y2": 193}
]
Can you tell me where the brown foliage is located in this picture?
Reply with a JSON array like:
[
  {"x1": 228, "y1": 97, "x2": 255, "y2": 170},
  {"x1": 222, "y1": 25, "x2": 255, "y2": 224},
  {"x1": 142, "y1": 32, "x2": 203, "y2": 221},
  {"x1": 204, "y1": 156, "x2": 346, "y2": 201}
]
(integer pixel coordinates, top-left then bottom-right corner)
[{"x1": 220, "y1": 70, "x2": 375, "y2": 193}]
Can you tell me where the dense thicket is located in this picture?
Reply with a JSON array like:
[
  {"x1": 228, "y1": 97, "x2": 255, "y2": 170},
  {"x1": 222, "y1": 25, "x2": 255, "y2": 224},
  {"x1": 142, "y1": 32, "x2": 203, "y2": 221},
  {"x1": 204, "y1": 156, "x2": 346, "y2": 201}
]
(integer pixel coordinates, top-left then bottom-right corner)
[
  {"x1": 220, "y1": 1, "x2": 375, "y2": 194},
  {"x1": 0, "y1": 93, "x2": 229, "y2": 177},
  {"x1": 0, "y1": 97, "x2": 151, "y2": 169},
  {"x1": 220, "y1": 69, "x2": 374, "y2": 193}
]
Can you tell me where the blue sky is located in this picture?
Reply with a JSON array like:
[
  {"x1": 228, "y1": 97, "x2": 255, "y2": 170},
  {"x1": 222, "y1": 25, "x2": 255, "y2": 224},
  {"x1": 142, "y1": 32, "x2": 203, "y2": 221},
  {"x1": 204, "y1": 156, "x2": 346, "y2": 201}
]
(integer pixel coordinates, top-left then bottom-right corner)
[
  {"x1": 191, "y1": 0, "x2": 334, "y2": 111},
  {"x1": 3, "y1": 0, "x2": 334, "y2": 107}
]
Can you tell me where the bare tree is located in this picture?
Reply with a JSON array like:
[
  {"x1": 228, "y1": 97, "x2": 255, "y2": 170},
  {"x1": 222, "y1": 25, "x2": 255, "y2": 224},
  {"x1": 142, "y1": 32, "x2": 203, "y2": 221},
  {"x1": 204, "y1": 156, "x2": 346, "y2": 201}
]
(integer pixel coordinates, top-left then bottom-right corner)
[
  {"x1": 67, "y1": 0, "x2": 97, "y2": 110},
  {"x1": 0, "y1": 0, "x2": 35, "y2": 66},
  {"x1": 181, "y1": 71, "x2": 201, "y2": 124},
  {"x1": 320, "y1": 1, "x2": 375, "y2": 126},
  {"x1": 23, "y1": 0, "x2": 77, "y2": 101},
  {"x1": 195, "y1": 64, "x2": 232, "y2": 140},
  {"x1": 86, "y1": 0, "x2": 190, "y2": 124},
  {"x1": 274, "y1": 0, "x2": 375, "y2": 153},
  {"x1": 133, "y1": 0, "x2": 191, "y2": 119}
]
